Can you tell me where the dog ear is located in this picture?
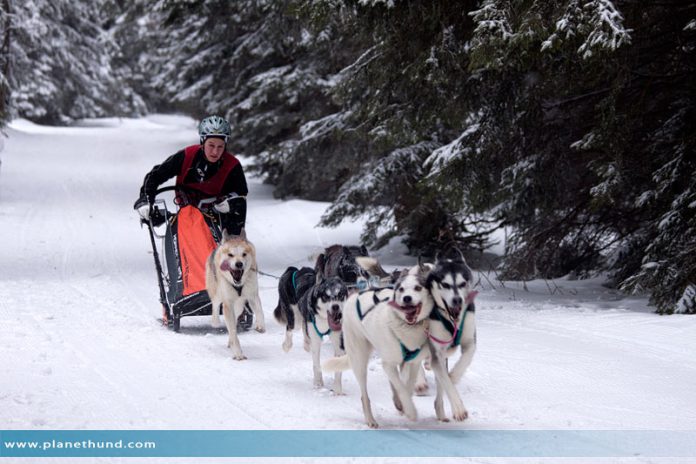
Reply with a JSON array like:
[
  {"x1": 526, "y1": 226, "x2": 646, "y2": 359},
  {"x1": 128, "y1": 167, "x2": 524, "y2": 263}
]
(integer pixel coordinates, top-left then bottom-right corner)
[
  {"x1": 437, "y1": 246, "x2": 466, "y2": 263},
  {"x1": 238, "y1": 228, "x2": 247, "y2": 240},
  {"x1": 359, "y1": 245, "x2": 369, "y2": 257},
  {"x1": 315, "y1": 262, "x2": 325, "y2": 285},
  {"x1": 417, "y1": 255, "x2": 433, "y2": 274},
  {"x1": 222, "y1": 228, "x2": 231, "y2": 242},
  {"x1": 315, "y1": 252, "x2": 326, "y2": 274},
  {"x1": 451, "y1": 246, "x2": 466, "y2": 264},
  {"x1": 418, "y1": 262, "x2": 432, "y2": 279}
]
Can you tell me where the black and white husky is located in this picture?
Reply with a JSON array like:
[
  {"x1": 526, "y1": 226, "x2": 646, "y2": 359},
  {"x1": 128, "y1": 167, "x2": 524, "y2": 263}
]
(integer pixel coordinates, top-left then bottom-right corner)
[
  {"x1": 324, "y1": 264, "x2": 433, "y2": 428},
  {"x1": 273, "y1": 266, "x2": 348, "y2": 393},
  {"x1": 425, "y1": 248, "x2": 478, "y2": 422}
]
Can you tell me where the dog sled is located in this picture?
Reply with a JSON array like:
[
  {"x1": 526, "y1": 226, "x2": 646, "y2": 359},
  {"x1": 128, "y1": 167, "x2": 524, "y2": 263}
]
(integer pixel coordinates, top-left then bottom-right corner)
[{"x1": 141, "y1": 185, "x2": 252, "y2": 332}]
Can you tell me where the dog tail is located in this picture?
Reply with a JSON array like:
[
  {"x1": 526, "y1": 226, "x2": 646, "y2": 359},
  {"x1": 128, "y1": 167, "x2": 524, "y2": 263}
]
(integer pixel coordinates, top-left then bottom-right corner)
[
  {"x1": 323, "y1": 355, "x2": 350, "y2": 372},
  {"x1": 273, "y1": 303, "x2": 286, "y2": 325}
]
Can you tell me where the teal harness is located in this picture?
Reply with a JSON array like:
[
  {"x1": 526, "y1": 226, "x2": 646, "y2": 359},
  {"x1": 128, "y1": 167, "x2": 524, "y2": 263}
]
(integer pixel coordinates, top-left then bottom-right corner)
[
  {"x1": 309, "y1": 316, "x2": 331, "y2": 338},
  {"x1": 291, "y1": 270, "x2": 298, "y2": 292},
  {"x1": 400, "y1": 343, "x2": 421, "y2": 362},
  {"x1": 428, "y1": 303, "x2": 475, "y2": 348},
  {"x1": 293, "y1": 270, "x2": 332, "y2": 339}
]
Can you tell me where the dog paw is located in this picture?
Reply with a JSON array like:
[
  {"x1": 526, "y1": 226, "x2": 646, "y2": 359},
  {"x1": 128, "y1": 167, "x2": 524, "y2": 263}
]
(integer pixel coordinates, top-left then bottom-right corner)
[
  {"x1": 404, "y1": 409, "x2": 418, "y2": 422},
  {"x1": 437, "y1": 416, "x2": 450, "y2": 423},
  {"x1": 282, "y1": 341, "x2": 292, "y2": 353},
  {"x1": 414, "y1": 382, "x2": 429, "y2": 396},
  {"x1": 233, "y1": 354, "x2": 247, "y2": 361},
  {"x1": 367, "y1": 421, "x2": 379, "y2": 429},
  {"x1": 331, "y1": 389, "x2": 344, "y2": 396},
  {"x1": 452, "y1": 408, "x2": 469, "y2": 421},
  {"x1": 255, "y1": 326, "x2": 266, "y2": 333}
]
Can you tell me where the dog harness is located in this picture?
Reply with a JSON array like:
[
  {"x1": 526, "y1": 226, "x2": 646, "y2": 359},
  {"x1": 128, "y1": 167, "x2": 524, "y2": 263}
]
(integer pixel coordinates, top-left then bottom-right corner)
[
  {"x1": 309, "y1": 317, "x2": 331, "y2": 338},
  {"x1": 400, "y1": 343, "x2": 422, "y2": 362},
  {"x1": 427, "y1": 303, "x2": 475, "y2": 348},
  {"x1": 355, "y1": 291, "x2": 389, "y2": 320},
  {"x1": 291, "y1": 270, "x2": 299, "y2": 291}
]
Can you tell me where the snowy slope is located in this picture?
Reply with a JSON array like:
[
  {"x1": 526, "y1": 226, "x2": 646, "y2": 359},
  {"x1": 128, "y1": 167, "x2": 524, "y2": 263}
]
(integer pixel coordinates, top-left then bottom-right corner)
[{"x1": 1, "y1": 116, "x2": 695, "y2": 463}]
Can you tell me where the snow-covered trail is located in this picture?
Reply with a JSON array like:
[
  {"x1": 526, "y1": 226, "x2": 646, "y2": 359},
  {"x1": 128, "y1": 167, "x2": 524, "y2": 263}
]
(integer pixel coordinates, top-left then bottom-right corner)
[{"x1": 1, "y1": 116, "x2": 695, "y2": 440}]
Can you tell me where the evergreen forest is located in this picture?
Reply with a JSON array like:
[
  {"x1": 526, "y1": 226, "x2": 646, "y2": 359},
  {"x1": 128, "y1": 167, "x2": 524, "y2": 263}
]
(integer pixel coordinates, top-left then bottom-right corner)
[{"x1": 1, "y1": 0, "x2": 694, "y2": 313}]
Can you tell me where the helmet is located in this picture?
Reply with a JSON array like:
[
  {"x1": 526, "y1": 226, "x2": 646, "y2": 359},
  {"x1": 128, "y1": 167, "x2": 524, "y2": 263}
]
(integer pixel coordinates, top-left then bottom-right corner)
[{"x1": 198, "y1": 115, "x2": 231, "y2": 144}]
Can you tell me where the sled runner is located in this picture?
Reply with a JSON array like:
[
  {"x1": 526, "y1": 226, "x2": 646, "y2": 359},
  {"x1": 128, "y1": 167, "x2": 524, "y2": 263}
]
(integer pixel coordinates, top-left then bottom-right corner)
[{"x1": 141, "y1": 186, "x2": 253, "y2": 332}]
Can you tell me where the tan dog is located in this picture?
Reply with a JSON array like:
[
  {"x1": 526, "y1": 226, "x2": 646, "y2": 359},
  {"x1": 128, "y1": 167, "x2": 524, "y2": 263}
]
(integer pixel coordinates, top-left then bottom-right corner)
[{"x1": 206, "y1": 229, "x2": 265, "y2": 360}]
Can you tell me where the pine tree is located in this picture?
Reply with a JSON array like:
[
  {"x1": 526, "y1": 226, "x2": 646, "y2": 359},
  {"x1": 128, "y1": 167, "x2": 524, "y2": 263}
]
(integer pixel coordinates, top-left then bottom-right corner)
[
  {"x1": 0, "y1": 0, "x2": 11, "y2": 126},
  {"x1": 9, "y1": 0, "x2": 145, "y2": 124},
  {"x1": 466, "y1": 0, "x2": 696, "y2": 312}
]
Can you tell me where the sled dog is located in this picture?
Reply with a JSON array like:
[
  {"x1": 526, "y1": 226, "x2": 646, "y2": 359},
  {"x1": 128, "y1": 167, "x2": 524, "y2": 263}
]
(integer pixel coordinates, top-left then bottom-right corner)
[
  {"x1": 425, "y1": 248, "x2": 478, "y2": 421},
  {"x1": 274, "y1": 266, "x2": 348, "y2": 393},
  {"x1": 315, "y1": 244, "x2": 369, "y2": 287},
  {"x1": 323, "y1": 264, "x2": 433, "y2": 428},
  {"x1": 206, "y1": 229, "x2": 265, "y2": 360}
]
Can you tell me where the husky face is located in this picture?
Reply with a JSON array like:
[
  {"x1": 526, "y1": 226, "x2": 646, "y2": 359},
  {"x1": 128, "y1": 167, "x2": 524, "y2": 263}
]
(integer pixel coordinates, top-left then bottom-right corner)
[
  {"x1": 217, "y1": 237, "x2": 256, "y2": 286},
  {"x1": 313, "y1": 276, "x2": 348, "y2": 331},
  {"x1": 428, "y1": 249, "x2": 474, "y2": 320},
  {"x1": 390, "y1": 265, "x2": 432, "y2": 325}
]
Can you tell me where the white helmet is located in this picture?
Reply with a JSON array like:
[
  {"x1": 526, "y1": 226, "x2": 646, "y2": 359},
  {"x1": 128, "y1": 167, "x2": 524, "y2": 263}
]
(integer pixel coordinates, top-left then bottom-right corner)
[{"x1": 198, "y1": 115, "x2": 231, "y2": 144}]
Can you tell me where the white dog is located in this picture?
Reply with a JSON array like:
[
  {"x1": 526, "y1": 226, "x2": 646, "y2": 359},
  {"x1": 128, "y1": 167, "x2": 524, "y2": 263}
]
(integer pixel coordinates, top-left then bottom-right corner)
[
  {"x1": 324, "y1": 264, "x2": 433, "y2": 428},
  {"x1": 206, "y1": 229, "x2": 265, "y2": 360}
]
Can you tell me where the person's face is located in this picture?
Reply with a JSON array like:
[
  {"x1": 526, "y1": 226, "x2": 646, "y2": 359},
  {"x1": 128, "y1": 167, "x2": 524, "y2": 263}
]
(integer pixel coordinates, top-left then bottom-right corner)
[{"x1": 203, "y1": 137, "x2": 226, "y2": 162}]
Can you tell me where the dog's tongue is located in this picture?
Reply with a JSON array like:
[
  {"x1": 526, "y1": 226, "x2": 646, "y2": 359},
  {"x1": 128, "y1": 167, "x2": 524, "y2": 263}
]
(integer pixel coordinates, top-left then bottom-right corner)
[
  {"x1": 389, "y1": 301, "x2": 421, "y2": 324},
  {"x1": 404, "y1": 305, "x2": 421, "y2": 324},
  {"x1": 449, "y1": 305, "x2": 463, "y2": 318},
  {"x1": 328, "y1": 316, "x2": 342, "y2": 332},
  {"x1": 220, "y1": 260, "x2": 231, "y2": 272}
]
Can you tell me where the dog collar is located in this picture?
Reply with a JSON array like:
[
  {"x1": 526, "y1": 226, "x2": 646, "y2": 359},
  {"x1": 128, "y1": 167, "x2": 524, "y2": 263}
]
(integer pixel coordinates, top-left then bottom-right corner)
[
  {"x1": 310, "y1": 317, "x2": 331, "y2": 338},
  {"x1": 231, "y1": 283, "x2": 243, "y2": 296}
]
